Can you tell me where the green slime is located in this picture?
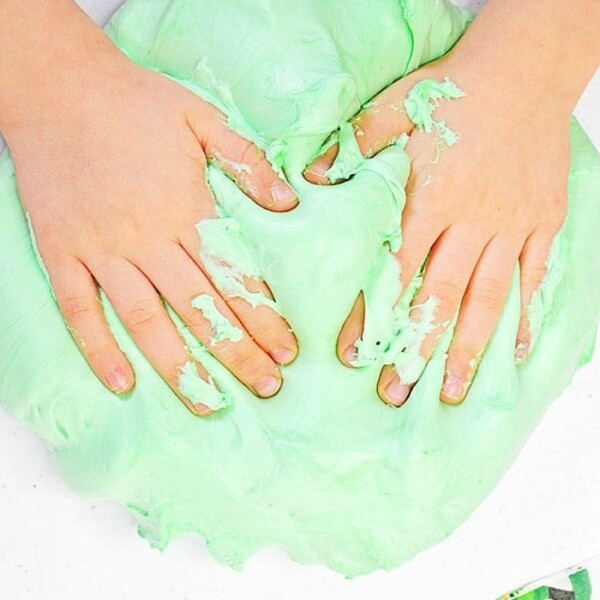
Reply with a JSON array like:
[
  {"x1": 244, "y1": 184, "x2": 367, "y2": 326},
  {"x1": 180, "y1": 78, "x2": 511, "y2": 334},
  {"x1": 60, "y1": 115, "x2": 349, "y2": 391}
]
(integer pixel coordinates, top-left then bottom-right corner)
[{"x1": 0, "y1": 0, "x2": 599, "y2": 578}]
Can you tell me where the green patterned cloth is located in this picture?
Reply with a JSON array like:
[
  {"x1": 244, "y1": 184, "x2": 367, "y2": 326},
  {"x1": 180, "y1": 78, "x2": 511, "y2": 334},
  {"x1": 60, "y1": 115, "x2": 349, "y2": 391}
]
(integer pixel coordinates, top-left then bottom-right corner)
[{"x1": 500, "y1": 556, "x2": 598, "y2": 600}]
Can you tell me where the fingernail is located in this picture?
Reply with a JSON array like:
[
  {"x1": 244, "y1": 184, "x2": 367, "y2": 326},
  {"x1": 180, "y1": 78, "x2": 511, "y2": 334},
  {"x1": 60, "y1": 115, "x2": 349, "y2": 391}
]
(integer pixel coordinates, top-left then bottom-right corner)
[
  {"x1": 343, "y1": 345, "x2": 357, "y2": 365},
  {"x1": 106, "y1": 369, "x2": 129, "y2": 393},
  {"x1": 193, "y1": 402, "x2": 214, "y2": 417},
  {"x1": 271, "y1": 183, "x2": 297, "y2": 204},
  {"x1": 273, "y1": 347, "x2": 296, "y2": 365},
  {"x1": 384, "y1": 378, "x2": 411, "y2": 407},
  {"x1": 515, "y1": 342, "x2": 529, "y2": 363},
  {"x1": 311, "y1": 158, "x2": 330, "y2": 175},
  {"x1": 441, "y1": 373, "x2": 467, "y2": 402},
  {"x1": 305, "y1": 158, "x2": 330, "y2": 181},
  {"x1": 255, "y1": 375, "x2": 282, "y2": 397}
]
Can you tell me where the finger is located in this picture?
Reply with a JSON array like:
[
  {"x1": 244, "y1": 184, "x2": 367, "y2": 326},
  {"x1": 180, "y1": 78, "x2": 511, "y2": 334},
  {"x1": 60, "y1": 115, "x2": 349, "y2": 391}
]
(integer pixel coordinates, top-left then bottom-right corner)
[
  {"x1": 515, "y1": 223, "x2": 563, "y2": 363},
  {"x1": 179, "y1": 228, "x2": 298, "y2": 366},
  {"x1": 190, "y1": 103, "x2": 298, "y2": 212},
  {"x1": 304, "y1": 83, "x2": 415, "y2": 184},
  {"x1": 378, "y1": 224, "x2": 488, "y2": 407},
  {"x1": 304, "y1": 144, "x2": 340, "y2": 185},
  {"x1": 336, "y1": 172, "x2": 445, "y2": 368},
  {"x1": 135, "y1": 242, "x2": 284, "y2": 398},
  {"x1": 50, "y1": 255, "x2": 135, "y2": 395},
  {"x1": 336, "y1": 292, "x2": 365, "y2": 366},
  {"x1": 392, "y1": 185, "x2": 449, "y2": 295},
  {"x1": 88, "y1": 255, "x2": 220, "y2": 416},
  {"x1": 440, "y1": 233, "x2": 524, "y2": 404},
  {"x1": 377, "y1": 363, "x2": 410, "y2": 408}
]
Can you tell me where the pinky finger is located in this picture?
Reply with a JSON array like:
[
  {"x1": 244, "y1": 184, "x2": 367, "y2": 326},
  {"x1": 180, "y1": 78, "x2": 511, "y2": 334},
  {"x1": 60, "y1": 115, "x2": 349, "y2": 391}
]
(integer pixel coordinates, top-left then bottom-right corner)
[
  {"x1": 515, "y1": 225, "x2": 562, "y2": 363},
  {"x1": 50, "y1": 256, "x2": 135, "y2": 394}
]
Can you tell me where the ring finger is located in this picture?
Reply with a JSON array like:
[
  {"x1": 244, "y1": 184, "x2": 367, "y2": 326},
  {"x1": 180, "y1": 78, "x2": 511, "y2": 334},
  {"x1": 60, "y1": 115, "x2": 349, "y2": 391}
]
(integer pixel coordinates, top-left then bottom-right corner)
[
  {"x1": 87, "y1": 254, "x2": 222, "y2": 417},
  {"x1": 134, "y1": 241, "x2": 283, "y2": 399}
]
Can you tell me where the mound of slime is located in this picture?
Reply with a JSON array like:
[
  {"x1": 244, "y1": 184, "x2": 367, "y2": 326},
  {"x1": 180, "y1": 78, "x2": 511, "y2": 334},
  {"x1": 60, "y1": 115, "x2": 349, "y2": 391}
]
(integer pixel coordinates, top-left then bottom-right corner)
[{"x1": 1, "y1": 0, "x2": 599, "y2": 577}]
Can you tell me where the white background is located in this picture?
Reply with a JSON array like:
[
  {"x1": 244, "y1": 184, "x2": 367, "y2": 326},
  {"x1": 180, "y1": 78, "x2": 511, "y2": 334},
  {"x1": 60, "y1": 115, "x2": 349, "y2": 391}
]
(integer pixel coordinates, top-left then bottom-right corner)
[{"x1": 0, "y1": 1, "x2": 599, "y2": 599}]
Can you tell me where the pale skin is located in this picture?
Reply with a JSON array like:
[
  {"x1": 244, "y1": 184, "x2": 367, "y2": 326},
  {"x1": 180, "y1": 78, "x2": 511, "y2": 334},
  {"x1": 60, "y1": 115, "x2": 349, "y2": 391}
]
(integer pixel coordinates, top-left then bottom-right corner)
[
  {"x1": 0, "y1": 1, "x2": 599, "y2": 416},
  {"x1": 0, "y1": 0, "x2": 300, "y2": 416},
  {"x1": 306, "y1": 0, "x2": 600, "y2": 407}
]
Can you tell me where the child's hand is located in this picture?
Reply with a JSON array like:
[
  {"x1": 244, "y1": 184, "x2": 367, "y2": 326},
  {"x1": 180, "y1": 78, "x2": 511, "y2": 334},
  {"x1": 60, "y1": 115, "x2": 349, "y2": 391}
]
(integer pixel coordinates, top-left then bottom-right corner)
[
  {"x1": 4, "y1": 52, "x2": 298, "y2": 416},
  {"x1": 305, "y1": 50, "x2": 570, "y2": 407}
]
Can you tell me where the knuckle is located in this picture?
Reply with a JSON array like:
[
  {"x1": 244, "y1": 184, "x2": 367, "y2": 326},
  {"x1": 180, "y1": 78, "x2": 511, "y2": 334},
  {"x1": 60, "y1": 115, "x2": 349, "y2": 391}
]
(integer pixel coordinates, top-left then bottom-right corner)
[
  {"x1": 525, "y1": 265, "x2": 548, "y2": 290},
  {"x1": 238, "y1": 139, "x2": 265, "y2": 169},
  {"x1": 229, "y1": 349, "x2": 257, "y2": 375},
  {"x1": 61, "y1": 294, "x2": 96, "y2": 321},
  {"x1": 541, "y1": 195, "x2": 567, "y2": 229},
  {"x1": 124, "y1": 299, "x2": 160, "y2": 335},
  {"x1": 517, "y1": 311, "x2": 532, "y2": 333},
  {"x1": 164, "y1": 361, "x2": 188, "y2": 387},
  {"x1": 419, "y1": 329, "x2": 442, "y2": 361},
  {"x1": 429, "y1": 279, "x2": 462, "y2": 310},
  {"x1": 185, "y1": 299, "x2": 211, "y2": 332},
  {"x1": 548, "y1": 192, "x2": 568, "y2": 212},
  {"x1": 469, "y1": 278, "x2": 503, "y2": 311},
  {"x1": 219, "y1": 342, "x2": 264, "y2": 376},
  {"x1": 447, "y1": 343, "x2": 479, "y2": 373},
  {"x1": 187, "y1": 295, "x2": 237, "y2": 338},
  {"x1": 544, "y1": 213, "x2": 567, "y2": 233},
  {"x1": 244, "y1": 311, "x2": 286, "y2": 343},
  {"x1": 84, "y1": 342, "x2": 116, "y2": 367},
  {"x1": 242, "y1": 320, "x2": 270, "y2": 345},
  {"x1": 516, "y1": 326, "x2": 531, "y2": 346}
]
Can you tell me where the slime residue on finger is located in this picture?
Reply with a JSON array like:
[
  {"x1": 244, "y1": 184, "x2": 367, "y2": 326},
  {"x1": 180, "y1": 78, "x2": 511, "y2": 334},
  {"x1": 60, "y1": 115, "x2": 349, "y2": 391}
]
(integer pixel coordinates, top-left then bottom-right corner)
[
  {"x1": 191, "y1": 293, "x2": 243, "y2": 346},
  {"x1": 177, "y1": 360, "x2": 232, "y2": 411}
]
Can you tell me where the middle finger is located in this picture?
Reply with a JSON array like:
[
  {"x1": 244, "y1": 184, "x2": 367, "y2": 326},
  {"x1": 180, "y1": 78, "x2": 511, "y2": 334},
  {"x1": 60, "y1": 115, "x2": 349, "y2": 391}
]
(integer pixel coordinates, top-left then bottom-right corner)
[
  {"x1": 136, "y1": 241, "x2": 283, "y2": 398},
  {"x1": 378, "y1": 223, "x2": 490, "y2": 406}
]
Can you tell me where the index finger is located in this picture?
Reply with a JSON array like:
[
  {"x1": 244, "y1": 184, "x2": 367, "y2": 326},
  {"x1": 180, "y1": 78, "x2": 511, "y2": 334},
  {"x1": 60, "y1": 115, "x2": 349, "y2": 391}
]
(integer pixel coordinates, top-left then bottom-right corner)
[
  {"x1": 190, "y1": 103, "x2": 299, "y2": 212},
  {"x1": 304, "y1": 84, "x2": 416, "y2": 184}
]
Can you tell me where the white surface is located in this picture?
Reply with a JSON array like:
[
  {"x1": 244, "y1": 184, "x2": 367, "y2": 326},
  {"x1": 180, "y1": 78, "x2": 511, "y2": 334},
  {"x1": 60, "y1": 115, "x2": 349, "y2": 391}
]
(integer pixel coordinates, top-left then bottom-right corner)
[
  {"x1": 0, "y1": 2, "x2": 599, "y2": 599},
  {"x1": 1, "y1": 346, "x2": 599, "y2": 600}
]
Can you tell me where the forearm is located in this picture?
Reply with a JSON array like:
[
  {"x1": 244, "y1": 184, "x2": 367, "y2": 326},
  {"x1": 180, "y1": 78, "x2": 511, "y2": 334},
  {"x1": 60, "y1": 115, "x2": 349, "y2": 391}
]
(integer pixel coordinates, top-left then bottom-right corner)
[
  {"x1": 0, "y1": 0, "x2": 123, "y2": 132},
  {"x1": 448, "y1": 0, "x2": 600, "y2": 115}
]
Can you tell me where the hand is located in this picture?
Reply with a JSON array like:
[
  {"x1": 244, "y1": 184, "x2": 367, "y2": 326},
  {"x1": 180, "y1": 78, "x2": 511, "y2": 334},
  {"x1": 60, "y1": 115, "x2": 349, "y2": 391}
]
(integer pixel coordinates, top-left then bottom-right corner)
[
  {"x1": 4, "y1": 50, "x2": 299, "y2": 416},
  {"x1": 305, "y1": 51, "x2": 570, "y2": 407}
]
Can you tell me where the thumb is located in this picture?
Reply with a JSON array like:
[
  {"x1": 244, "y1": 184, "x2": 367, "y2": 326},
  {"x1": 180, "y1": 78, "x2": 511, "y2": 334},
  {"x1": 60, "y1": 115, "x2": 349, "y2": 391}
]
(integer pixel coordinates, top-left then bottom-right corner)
[
  {"x1": 304, "y1": 77, "x2": 417, "y2": 185},
  {"x1": 189, "y1": 102, "x2": 299, "y2": 213}
]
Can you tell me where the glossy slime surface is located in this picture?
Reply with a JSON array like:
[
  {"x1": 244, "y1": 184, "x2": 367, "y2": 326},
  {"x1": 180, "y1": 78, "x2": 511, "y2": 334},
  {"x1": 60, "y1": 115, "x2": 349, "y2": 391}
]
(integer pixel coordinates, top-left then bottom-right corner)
[{"x1": 1, "y1": 0, "x2": 599, "y2": 578}]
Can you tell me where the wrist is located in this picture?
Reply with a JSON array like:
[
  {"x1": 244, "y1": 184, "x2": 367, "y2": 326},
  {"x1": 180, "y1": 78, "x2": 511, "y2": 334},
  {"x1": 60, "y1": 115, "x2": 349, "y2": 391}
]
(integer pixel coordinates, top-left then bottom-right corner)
[
  {"x1": 446, "y1": 54, "x2": 574, "y2": 124},
  {"x1": 445, "y1": 0, "x2": 600, "y2": 119},
  {"x1": 0, "y1": 0, "x2": 127, "y2": 135},
  {"x1": 0, "y1": 41, "x2": 130, "y2": 138}
]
